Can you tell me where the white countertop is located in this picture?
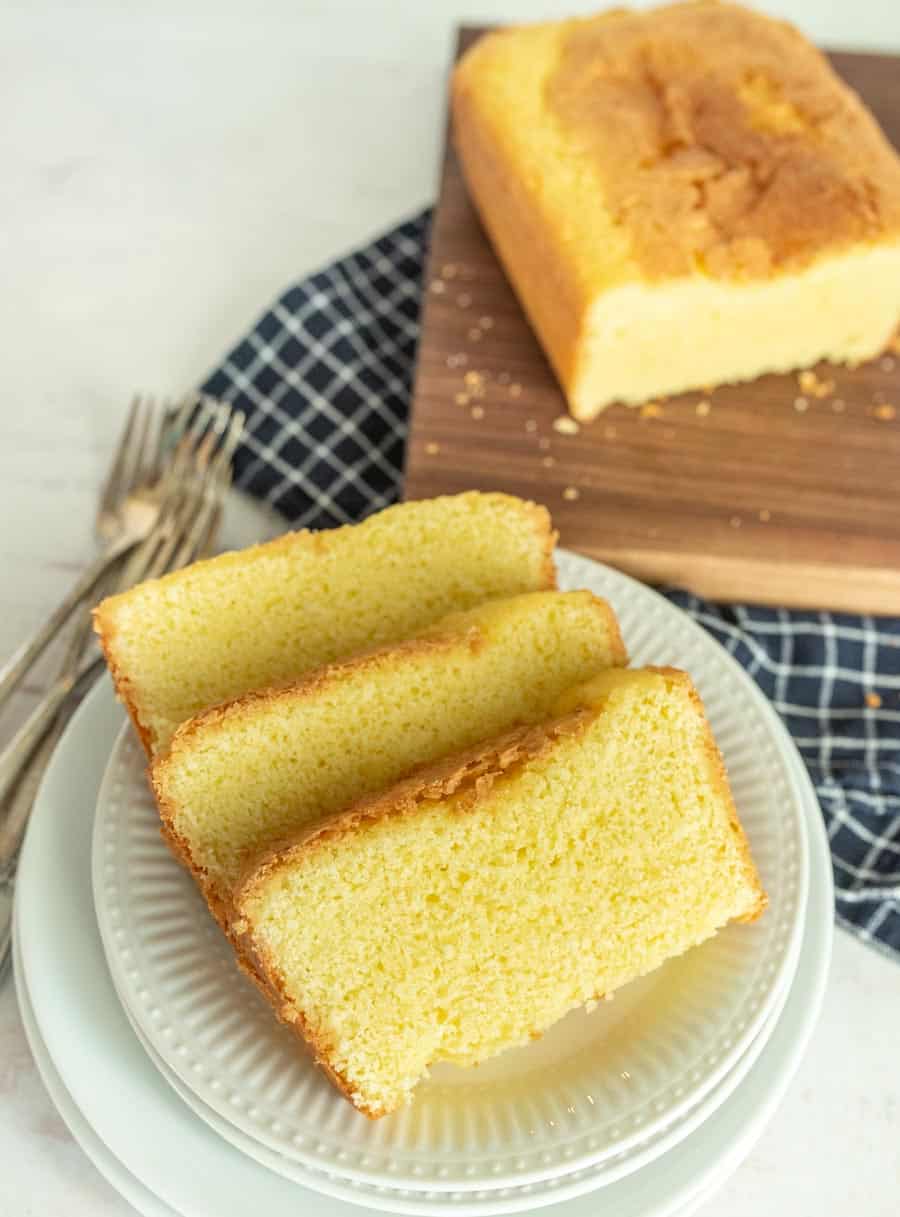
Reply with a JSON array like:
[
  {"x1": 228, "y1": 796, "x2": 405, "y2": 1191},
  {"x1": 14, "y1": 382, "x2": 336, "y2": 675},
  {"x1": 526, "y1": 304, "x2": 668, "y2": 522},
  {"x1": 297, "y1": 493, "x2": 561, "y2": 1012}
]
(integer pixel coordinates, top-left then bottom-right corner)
[{"x1": 1, "y1": 2, "x2": 899, "y2": 1213}]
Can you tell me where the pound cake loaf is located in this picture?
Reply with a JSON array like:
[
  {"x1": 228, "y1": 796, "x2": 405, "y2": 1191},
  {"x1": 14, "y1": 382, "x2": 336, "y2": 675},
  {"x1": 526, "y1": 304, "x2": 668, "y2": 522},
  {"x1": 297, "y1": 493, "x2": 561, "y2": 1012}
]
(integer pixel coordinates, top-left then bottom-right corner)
[
  {"x1": 94, "y1": 492, "x2": 555, "y2": 755},
  {"x1": 453, "y1": 1, "x2": 900, "y2": 418},
  {"x1": 233, "y1": 667, "x2": 765, "y2": 1117},
  {"x1": 153, "y1": 589, "x2": 626, "y2": 920}
]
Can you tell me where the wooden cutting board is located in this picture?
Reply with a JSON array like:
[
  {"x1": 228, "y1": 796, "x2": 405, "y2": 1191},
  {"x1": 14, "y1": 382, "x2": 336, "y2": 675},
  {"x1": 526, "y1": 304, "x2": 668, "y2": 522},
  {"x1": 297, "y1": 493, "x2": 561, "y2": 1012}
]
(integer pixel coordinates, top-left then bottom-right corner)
[{"x1": 404, "y1": 29, "x2": 900, "y2": 613}]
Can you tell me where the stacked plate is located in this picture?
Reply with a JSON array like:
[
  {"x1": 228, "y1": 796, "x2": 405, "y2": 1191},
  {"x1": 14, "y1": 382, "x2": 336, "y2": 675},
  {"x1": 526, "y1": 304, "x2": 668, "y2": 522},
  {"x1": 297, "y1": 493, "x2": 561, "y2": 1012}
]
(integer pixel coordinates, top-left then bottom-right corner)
[{"x1": 15, "y1": 551, "x2": 833, "y2": 1217}]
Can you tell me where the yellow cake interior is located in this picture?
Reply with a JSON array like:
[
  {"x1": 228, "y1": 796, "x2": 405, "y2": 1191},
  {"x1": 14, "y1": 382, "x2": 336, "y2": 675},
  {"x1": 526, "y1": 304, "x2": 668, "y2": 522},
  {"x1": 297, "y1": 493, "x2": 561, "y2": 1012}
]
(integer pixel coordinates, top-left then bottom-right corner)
[
  {"x1": 94, "y1": 491, "x2": 554, "y2": 753},
  {"x1": 236, "y1": 668, "x2": 764, "y2": 1117},
  {"x1": 573, "y1": 244, "x2": 900, "y2": 414},
  {"x1": 154, "y1": 589, "x2": 626, "y2": 912}
]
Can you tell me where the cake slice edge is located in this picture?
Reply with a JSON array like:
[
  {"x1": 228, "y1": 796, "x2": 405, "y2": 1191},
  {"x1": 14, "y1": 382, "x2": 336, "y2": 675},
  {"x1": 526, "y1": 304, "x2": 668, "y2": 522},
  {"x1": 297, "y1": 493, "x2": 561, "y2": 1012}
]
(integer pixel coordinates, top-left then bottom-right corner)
[
  {"x1": 232, "y1": 667, "x2": 766, "y2": 1117},
  {"x1": 231, "y1": 716, "x2": 581, "y2": 1118}
]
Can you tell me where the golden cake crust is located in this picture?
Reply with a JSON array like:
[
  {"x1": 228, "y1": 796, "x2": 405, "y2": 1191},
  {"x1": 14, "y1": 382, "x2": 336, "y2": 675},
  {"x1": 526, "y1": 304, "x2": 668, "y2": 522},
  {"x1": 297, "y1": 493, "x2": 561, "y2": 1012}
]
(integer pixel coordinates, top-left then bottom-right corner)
[
  {"x1": 455, "y1": 1, "x2": 900, "y2": 285},
  {"x1": 93, "y1": 605, "x2": 156, "y2": 756},
  {"x1": 545, "y1": 1, "x2": 900, "y2": 280}
]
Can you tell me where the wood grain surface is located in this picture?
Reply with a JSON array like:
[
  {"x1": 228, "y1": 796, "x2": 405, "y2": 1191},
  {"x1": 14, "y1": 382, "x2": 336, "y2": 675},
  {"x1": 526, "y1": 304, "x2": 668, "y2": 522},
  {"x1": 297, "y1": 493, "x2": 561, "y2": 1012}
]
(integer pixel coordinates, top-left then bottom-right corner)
[{"x1": 405, "y1": 30, "x2": 900, "y2": 612}]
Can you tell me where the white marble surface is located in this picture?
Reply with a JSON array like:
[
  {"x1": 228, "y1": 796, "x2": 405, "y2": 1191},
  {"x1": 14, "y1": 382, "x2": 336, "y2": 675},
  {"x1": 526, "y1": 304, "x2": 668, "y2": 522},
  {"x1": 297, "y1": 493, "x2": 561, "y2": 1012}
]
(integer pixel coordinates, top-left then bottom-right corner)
[{"x1": 2, "y1": 1, "x2": 899, "y2": 1213}]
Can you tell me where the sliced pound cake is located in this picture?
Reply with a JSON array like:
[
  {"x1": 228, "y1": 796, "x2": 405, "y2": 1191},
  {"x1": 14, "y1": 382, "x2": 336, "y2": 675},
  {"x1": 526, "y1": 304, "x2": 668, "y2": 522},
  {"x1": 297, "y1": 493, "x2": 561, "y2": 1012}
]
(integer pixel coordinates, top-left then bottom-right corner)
[
  {"x1": 94, "y1": 492, "x2": 556, "y2": 755},
  {"x1": 153, "y1": 589, "x2": 626, "y2": 921},
  {"x1": 233, "y1": 668, "x2": 765, "y2": 1118}
]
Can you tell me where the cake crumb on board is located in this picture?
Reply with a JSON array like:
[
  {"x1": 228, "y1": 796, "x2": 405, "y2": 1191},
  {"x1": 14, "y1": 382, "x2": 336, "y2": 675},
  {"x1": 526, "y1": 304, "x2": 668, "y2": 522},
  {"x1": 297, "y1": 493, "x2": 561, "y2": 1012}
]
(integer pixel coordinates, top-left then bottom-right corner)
[
  {"x1": 798, "y1": 369, "x2": 835, "y2": 399},
  {"x1": 639, "y1": 402, "x2": 664, "y2": 420}
]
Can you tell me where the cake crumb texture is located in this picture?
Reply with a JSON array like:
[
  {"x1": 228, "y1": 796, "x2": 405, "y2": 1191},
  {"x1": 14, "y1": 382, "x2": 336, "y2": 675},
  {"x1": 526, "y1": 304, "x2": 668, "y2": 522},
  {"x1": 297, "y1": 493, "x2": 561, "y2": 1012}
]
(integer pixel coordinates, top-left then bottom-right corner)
[
  {"x1": 93, "y1": 491, "x2": 556, "y2": 755},
  {"x1": 235, "y1": 667, "x2": 765, "y2": 1117},
  {"x1": 153, "y1": 588, "x2": 626, "y2": 914}
]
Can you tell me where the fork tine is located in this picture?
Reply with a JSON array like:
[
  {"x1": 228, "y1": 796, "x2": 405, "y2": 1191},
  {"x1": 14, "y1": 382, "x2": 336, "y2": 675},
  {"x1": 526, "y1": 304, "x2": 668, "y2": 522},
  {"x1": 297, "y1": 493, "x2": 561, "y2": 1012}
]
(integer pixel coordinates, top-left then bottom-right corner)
[
  {"x1": 170, "y1": 491, "x2": 219, "y2": 571},
  {"x1": 112, "y1": 398, "x2": 238, "y2": 587},
  {"x1": 97, "y1": 395, "x2": 142, "y2": 518},
  {"x1": 113, "y1": 510, "x2": 166, "y2": 591},
  {"x1": 165, "y1": 428, "x2": 200, "y2": 487},
  {"x1": 143, "y1": 399, "x2": 170, "y2": 486},
  {"x1": 175, "y1": 406, "x2": 240, "y2": 564},
  {"x1": 128, "y1": 396, "x2": 155, "y2": 492},
  {"x1": 169, "y1": 392, "x2": 201, "y2": 448},
  {"x1": 195, "y1": 404, "x2": 227, "y2": 474},
  {"x1": 114, "y1": 483, "x2": 188, "y2": 589},
  {"x1": 207, "y1": 410, "x2": 244, "y2": 487},
  {"x1": 147, "y1": 487, "x2": 206, "y2": 579},
  {"x1": 150, "y1": 394, "x2": 200, "y2": 491},
  {"x1": 197, "y1": 501, "x2": 222, "y2": 560},
  {"x1": 189, "y1": 405, "x2": 241, "y2": 491},
  {"x1": 116, "y1": 395, "x2": 152, "y2": 500},
  {"x1": 165, "y1": 396, "x2": 217, "y2": 487}
]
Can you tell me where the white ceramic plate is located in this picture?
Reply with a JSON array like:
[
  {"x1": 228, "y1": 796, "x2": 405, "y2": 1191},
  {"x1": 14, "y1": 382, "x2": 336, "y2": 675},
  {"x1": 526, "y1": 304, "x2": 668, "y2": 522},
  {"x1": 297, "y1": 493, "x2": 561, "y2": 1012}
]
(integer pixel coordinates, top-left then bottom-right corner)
[
  {"x1": 16, "y1": 672, "x2": 832, "y2": 1217},
  {"x1": 108, "y1": 927, "x2": 792, "y2": 1215},
  {"x1": 12, "y1": 924, "x2": 727, "y2": 1217},
  {"x1": 92, "y1": 552, "x2": 808, "y2": 1195},
  {"x1": 13, "y1": 926, "x2": 180, "y2": 1217}
]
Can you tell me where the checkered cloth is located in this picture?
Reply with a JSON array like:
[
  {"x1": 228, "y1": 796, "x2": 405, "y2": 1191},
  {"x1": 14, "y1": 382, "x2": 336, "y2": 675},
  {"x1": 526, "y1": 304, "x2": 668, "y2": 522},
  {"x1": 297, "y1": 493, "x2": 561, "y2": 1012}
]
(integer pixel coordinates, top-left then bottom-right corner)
[{"x1": 202, "y1": 210, "x2": 900, "y2": 961}]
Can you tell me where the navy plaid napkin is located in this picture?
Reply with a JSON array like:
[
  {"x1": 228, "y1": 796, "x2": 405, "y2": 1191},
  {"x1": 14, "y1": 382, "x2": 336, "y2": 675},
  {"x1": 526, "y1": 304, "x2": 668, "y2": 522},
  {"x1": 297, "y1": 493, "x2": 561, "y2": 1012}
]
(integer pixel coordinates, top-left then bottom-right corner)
[{"x1": 202, "y1": 210, "x2": 900, "y2": 962}]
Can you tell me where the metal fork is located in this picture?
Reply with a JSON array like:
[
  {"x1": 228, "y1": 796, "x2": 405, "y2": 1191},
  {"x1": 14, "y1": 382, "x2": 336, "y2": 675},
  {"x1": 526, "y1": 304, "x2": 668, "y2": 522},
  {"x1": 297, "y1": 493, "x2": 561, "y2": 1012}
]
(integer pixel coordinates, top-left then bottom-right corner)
[
  {"x1": 0, "y1": 511, "x2": 214, "y2": 986},
  {"x1": 0, "y1": 393, "x2": 199, "y2": 714},
  {"x1": 0, "y1": 406, "x2": 242, "y2": 982},
  {"x1": 0, "y1": 402, "x2": 243, "y2": 812}
]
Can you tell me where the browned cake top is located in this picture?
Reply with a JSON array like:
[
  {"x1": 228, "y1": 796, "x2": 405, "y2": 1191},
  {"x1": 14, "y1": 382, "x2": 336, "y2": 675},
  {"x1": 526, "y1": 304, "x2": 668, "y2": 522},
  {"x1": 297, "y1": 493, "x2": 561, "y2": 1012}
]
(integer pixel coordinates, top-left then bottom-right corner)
[{"x1": 544, "y1": 1, "x2": 900, "y2": 279}]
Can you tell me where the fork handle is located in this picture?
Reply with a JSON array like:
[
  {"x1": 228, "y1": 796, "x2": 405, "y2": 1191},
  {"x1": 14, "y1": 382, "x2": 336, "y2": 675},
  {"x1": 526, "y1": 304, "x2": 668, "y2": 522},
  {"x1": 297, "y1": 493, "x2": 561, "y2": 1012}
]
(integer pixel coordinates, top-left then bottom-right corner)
[
  {"x1": 0, "y1": 534, "x2": 137, "y2": 714},
  {"x1": 0, "y1": 655, "x2": 105, "y2": 875}
]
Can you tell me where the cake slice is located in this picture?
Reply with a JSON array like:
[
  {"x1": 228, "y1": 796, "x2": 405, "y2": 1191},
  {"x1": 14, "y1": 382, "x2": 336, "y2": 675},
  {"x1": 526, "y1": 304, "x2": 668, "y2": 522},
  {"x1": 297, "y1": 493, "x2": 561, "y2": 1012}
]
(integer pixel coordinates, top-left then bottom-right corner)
[
  {"x1": 452, "y1": 1, "x2": 900, "y2": 417},
  {"x1": 94, "y1": 491, "x2": 555, "y2": 755},
  {"x1": 233, "y1": 667, "x2": 766, "y2": 1117},
  {"x1": 153, "y1": 589, "x2": 626, "y2": 921}
]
